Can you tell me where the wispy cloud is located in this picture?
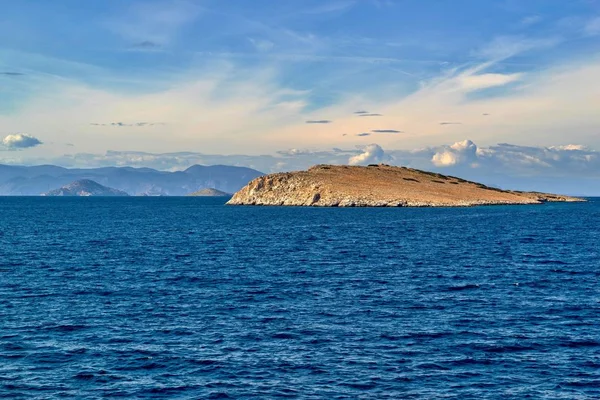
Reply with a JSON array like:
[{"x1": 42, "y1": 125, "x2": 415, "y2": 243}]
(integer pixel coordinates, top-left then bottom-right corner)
[
  {"x1": 188, "y1": 50, "x2": 440, "y2": 66},
  {"x1": 106, "y1": 0, "x2": 202, "y2": 45},
  {"x1": 0, "y1": 62, "x2": 309, "y2": 154},
  {"x1": 584, "y1": 16, "x2": 600, "y2": 36},
  {"x1": 249, "y1": 38, "x2": 275, "y2": 52},
  {"x1": 475, "y1": 35, "x2": 561, "y2": 61},
  {"x1": 276, "y1": 148, "x2": 315, "y2": 156},
  {"x1": 459, "y1": 73, "x2": 523, "y2": 91},
  {"x1": 372, "y1": 129, "x2": 402, "y2": 133},
  {"x1": 0, "y1": 72, "x2": 25, "y2": 76},
  {"x1": 134, "y1": 40, "x2": 161, "y2": 48},
  {"x1": 2, "y1": 8, "x2": 600, "y2": 166},
  {"x1": 91, "y1": 122, "x2": 166, "y2": 127},
  {"x1": 129, "y1": 40, "x2": 163, "y2": 52},
  {"x1": 370, "y1": 0, "x2": 395, "y2": 8},
  {"x1": 520, "y1": 15, "x2": 543, "y2": 27},
  {"x1": 303, "y1": 1, "x2": 357, "y2": 14}
]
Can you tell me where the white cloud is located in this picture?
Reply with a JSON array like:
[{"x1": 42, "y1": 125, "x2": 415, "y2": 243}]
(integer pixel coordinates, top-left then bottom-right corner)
[
  {"x1": 2, "y1": 133, "x2": 43, "y2": 149},
  {"x1": 431, "y1": 151, "x2": 459, "y2": 167},
  {"x1": 426, "y1": 140, "x2": 600, "y2": 180},
  {"x1": 348, "y1": 144, "x2": 386, "y2": 165},
  {"x1": 483, "y1": 143, "x2": 599, "y2": 173},
  {"x1": 277, "y1": 148, "x2": 314, "y2": 156},
  {"x1": 549, "y1": 144, "x2": 588, "y2": 151},
  {"x1": 450, "y1": 139, "x2": 477, "y2": 153},
  {"x1": 432, "y1": 139, "x2": 478, "y2": 167},
  {"x1": 459, "y1": 73, "x2": 523, "y2": 91}
]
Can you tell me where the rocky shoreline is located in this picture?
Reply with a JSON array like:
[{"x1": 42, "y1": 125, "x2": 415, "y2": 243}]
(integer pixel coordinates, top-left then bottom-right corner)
[{"x1": 227, "y1": 164, "x2": 584, "y2": 207}]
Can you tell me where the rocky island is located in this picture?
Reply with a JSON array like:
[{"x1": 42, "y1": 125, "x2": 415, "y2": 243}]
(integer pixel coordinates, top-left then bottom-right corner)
[
  {"x1": 187, "y1": 188, "x2": 231, "y2": 197},
  {"x1": 227, "y1": 164, "x2": 583, "y2": 207},
  {"x1": 43, "y1": 179, "x2": 129, "y2": 197}
]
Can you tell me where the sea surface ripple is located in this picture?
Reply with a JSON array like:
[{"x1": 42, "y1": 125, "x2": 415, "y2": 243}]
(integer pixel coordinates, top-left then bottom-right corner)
[{"x1": 1, "y1": 197, "x2": 599, "y2": 399}]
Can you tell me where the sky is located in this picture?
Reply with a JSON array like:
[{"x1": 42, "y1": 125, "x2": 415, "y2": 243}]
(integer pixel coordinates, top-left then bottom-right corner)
[{"x1": 1, "y1": 0, "x2": 600, "y2": 193}]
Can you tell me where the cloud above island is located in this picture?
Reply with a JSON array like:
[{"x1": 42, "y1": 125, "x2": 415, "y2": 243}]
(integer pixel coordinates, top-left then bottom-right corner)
[
  {"x1": 348, "y1": 144, "x2": 387, "y2": 165},
  {"x1": 432, "y1": 139, "x2": 478, "y2": 167},
  {"x1": 425, "y1": 140, "x2": 600, "y2": 180}
]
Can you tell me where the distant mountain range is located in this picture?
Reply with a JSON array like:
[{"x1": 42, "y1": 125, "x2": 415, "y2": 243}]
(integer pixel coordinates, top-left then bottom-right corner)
[
  {"x1": 0, "y1": 164, "x2": 264, "y2": 196},
  {"x1": 43, "y1": 179, "x2": 129, "y2": 197}
]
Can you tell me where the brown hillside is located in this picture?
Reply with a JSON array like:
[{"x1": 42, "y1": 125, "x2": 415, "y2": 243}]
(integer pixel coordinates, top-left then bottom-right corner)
[{"x1": 227, "y1": 164, "x2": 583, "y2": 207}]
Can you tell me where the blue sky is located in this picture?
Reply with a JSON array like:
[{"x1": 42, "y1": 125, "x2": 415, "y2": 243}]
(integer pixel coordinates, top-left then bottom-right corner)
[{"x1": 1, "y1": 0, "x2": 600, "y2": 190}]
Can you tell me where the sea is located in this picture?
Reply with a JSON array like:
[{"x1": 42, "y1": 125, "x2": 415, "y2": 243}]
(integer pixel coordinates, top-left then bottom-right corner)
[{"x1": 1, "y1": 197, "x2": 599, "y2": 399}]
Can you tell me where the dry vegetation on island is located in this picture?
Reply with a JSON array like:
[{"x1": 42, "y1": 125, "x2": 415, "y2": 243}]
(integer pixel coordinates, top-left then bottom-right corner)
[{"x1": 227, "y1": 164, "x2": 583, "y2": 207}]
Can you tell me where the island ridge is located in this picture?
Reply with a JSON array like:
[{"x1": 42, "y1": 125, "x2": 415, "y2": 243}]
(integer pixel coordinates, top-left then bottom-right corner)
[{"x1": 227, "y1": 164, "x2": 583, "y2": 207}]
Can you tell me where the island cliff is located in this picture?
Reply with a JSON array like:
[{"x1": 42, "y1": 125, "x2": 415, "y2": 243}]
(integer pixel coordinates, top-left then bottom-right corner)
[{"x1": 227, "y1": 164, "x2": 583, "y2": 207}]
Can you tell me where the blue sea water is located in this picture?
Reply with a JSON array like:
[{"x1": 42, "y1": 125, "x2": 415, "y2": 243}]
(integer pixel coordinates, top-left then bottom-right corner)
[{"x1": 0, "y1": 197, "x2": 599, "y2": 399}]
